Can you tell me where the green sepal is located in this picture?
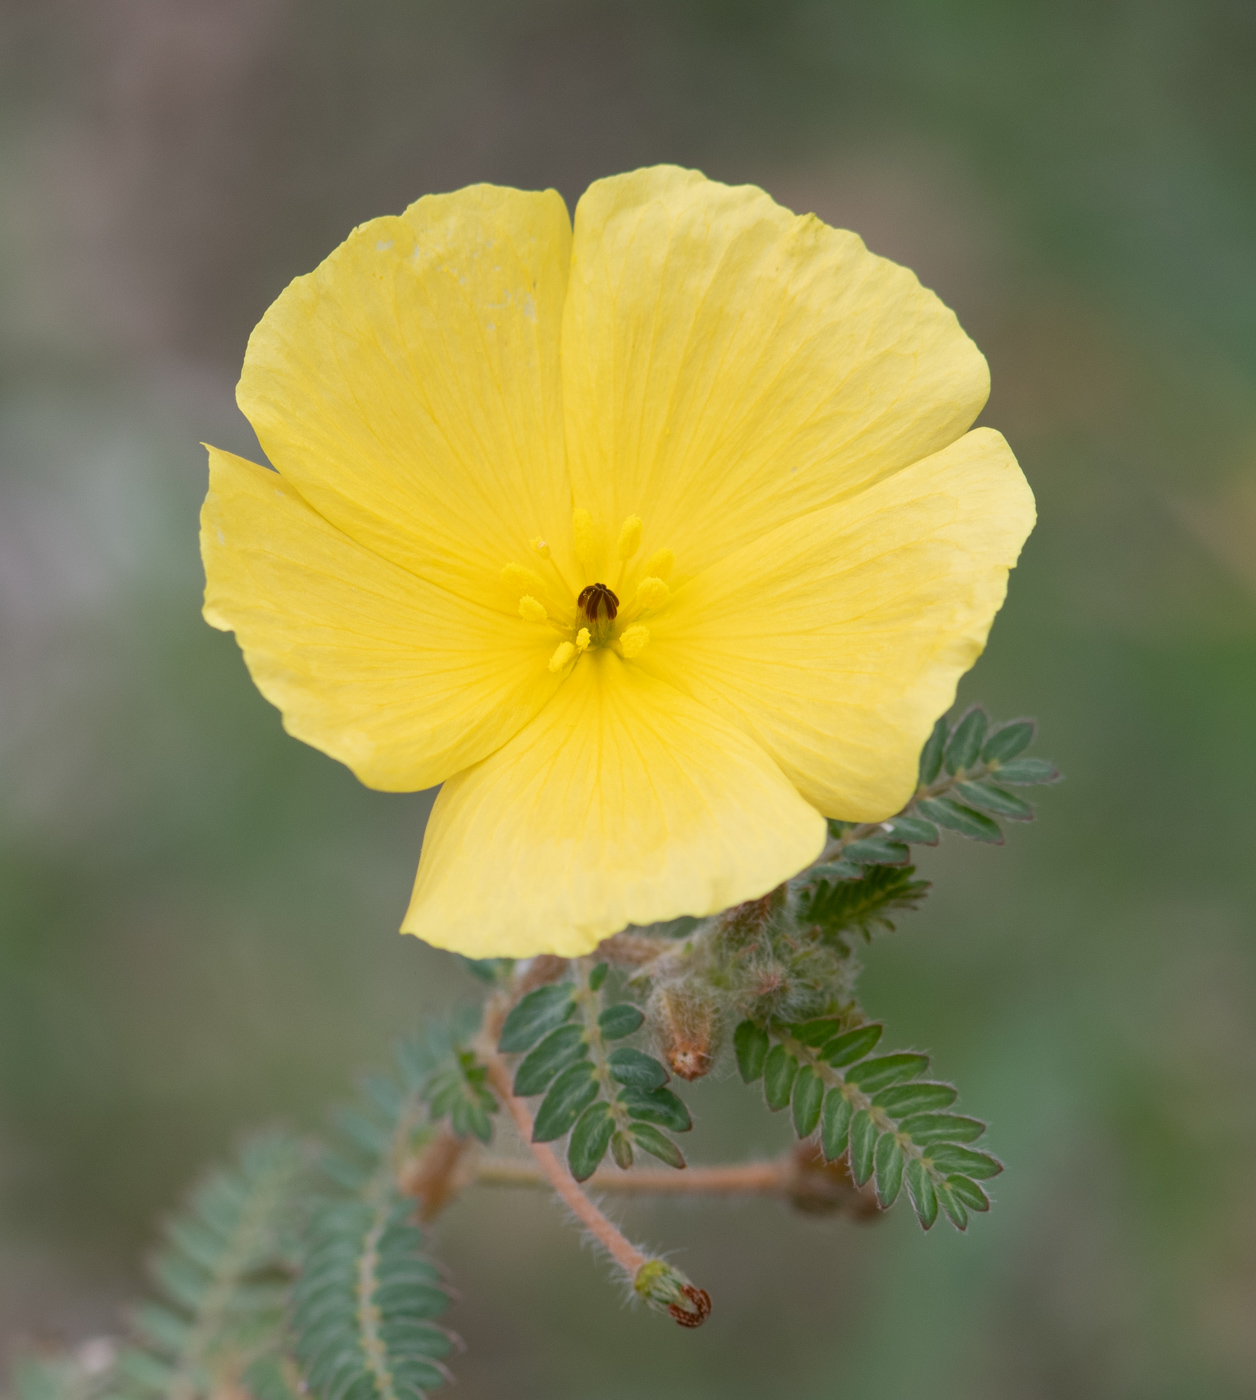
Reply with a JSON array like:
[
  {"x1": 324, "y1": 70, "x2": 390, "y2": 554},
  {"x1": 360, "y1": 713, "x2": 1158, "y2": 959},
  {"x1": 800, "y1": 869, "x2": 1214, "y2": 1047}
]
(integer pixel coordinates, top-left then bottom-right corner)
[
  {"x1": 567, "y1": 1102, "x2": 615, "y2": 1182},
  {"x1": 820, "y1": 1089, "x2": 854, "y2": 1161},
  {"x1": 607, "y1": 1046, "x2": 669, "y2": 1090},
  {"x1": 906, "y1": 1158, "x2": 938, "y2": 1229},
  {"x1": 630, "y1": 1123, "x2": 686, "y2": 1169},
  {"x1": 944, "y1": 706, "x2": 987, "y2": 774},
  {"x1": 598, "y1": 1003, "x2": 645, "y2": 1040},
  {"x1": 946, "y1": 1174, "x2": 991, "y2": 1212},
  {"x1": 916, "y1": 796, "x2": 1004, "y2": 844},
  {"x1": 989, "y1": 756, "x2": 1061, "y2": 785},
  {"x1": 588, "y1": 961, "x2": 609, "y2": 992},
  {"x1": 981, "y1": 719, "x2": 1035, "y2": 764},
  {"x1": 881, "y1": 814, "x2": 939, "y2": 845},
  {"x1": 820, "y1": 1023, "x2": 883, "y2": 1067},
  {"x1": 842, "y1": 837, "x2": 910, "y2": 866},
  {"x1": 762, "y1": 1044, "x2": 799, "y2": 1110},
  {"x1": 531, "y1": 1061, "x2": 598, "y2": 1143},
  {"x1": 512, "y1": 1023, "x2": 587, "y2": 1097},
  {"x1": 872, "y1": 1080, "x2": 958, "y2": 1116},
  {"x1": 935, "y1": 1179, "x2": 969, "y2": 1231},
  {"x1": 610, "y1": 1131, "x2": 635, "y2": 1170},
  {"x1": 898, "y1": 1112, "x2": 985, "y2": 1145},
  {"x1": 874, "y1": 1133, "x2": 904, "y2": 1207},
  {"x1": 846, "y1": 1052, "x2": 930, "y2": 1093},
  {"x1": 925, "y1": 1144, "x2": 1004, "y2": 1179},
  {"x1": 918, "y1": 715, "x2": 947, "y2": 785},
  {"x1": 498, "y1": 983, "x2": 576, "y2": 1053},
  {"x1": 848, "y1": 1111, "x2": 877, "y2": 1185},
  {"x1": 791, "y1": 1066, "x2": 824, "y2": 1138},
  {"x1": 954, "y1": 780, "x2": 1034, "y2": 821},
  {"x1": 733, "y1": 1021, "x2": 770, "y2": 1082},
  {"x1": 618, "y1": 1085, "x2": 692, "y2": 1132}
]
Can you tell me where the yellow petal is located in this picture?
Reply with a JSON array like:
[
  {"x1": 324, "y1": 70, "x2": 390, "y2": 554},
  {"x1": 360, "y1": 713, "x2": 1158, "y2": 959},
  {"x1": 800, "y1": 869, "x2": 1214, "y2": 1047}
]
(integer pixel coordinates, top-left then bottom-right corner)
[
  {"x1": 402, "y1": 652, "x2": 825, "y2": 957},
  {"x1": 642, "y1": 428, "x2": 1035, "y2": 820},
  {"x1": 201, "y1": 447, "x2": 558, "y2": 791},
  {"x1": 562, "y1": 166, "x2": 989, "y2": 578},
  {"x1": 238, "y1": 185, "x2": 576, "y2": 607}
]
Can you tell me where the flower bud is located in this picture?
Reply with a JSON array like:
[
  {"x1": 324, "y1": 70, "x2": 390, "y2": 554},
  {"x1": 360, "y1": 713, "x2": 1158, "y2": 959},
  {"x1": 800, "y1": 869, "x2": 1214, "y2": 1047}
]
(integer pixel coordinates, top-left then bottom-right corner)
[
  {"x1": 652, "y1": 985, "x2": 719, "y2": 1082},
  {"x1": 633, "y1": 1259, "x2": 712, "y2": 1328}
]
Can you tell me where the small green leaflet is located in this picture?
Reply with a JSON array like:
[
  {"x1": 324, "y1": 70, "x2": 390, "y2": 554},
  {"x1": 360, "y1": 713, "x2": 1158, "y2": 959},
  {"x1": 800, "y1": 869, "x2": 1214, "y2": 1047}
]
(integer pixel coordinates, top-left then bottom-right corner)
[{"x1": 498, "y1": 983, "x2": 576, "y2": 1053}]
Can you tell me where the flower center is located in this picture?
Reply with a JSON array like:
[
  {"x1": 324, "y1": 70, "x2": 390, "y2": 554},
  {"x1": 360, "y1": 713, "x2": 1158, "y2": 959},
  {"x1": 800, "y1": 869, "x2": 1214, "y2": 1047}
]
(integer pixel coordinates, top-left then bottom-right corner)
[{"x1": 501, "y1": 511, "x2": 675, "y2": 675}]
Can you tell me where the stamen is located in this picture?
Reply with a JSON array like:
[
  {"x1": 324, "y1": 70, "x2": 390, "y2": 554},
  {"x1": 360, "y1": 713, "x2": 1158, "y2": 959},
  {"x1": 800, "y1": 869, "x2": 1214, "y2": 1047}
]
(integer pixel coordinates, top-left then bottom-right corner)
[
  {"x1": 635, "y1": 576, "x2": 671, "y2": 610},
  {"x1": 619, "y1": 625, "x2": 649, "y2": 659},
  {"x1": 573, "y1": 508, "x2": 595, "y2": 569},
  {"x1": 518, "y1": 596, "x2": 547, "y2": 623},
  {"x1": 575, "y1": 627, "x2": 591, "y2": 653},
  {"x1": 530, "y1": 537, "x2": 551, "y2": 560},
  {"x1": 548, "y1": 641, "x2": 575, "y2": 673},
  {"x1": 642, "y1": 548, "x2": 674, "y2": 581},
  {"x1": 502, "y1": 562, "x2": 543, "y2": 595},
  {"x1": 616, "y1": 515, "x2": 642, "y2": 561}
]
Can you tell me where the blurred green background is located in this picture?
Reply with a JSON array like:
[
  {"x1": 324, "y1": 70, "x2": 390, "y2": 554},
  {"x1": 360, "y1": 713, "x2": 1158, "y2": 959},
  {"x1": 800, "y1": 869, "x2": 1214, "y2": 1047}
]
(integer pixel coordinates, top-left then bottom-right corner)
[{"x1": 3, "y1": 1, "x2": 1255, "y2": 1395}]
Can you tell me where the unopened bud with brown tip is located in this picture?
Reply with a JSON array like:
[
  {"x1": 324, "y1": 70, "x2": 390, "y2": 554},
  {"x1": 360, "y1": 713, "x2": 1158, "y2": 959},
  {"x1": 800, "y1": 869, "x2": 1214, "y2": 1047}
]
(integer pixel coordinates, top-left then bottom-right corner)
[
  {"x1": 634, "y1": 1259, "x2": 712, "y2": 1328},
  {"x1": 651, "y1": 985, "x2": 720, "y2": 1082}
]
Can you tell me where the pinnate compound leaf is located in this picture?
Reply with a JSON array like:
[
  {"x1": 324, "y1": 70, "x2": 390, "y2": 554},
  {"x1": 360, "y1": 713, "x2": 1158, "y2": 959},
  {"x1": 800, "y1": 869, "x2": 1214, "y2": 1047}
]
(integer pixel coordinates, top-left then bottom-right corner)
[
  {"x1": 906, "y1": 1158, "x2": 938, "y2": 1230},
  {"x1": 897, "y1": 1113, "x2": 985, "y2": 1145},
  {"x1": 498, "y1": 983, "x2": 576, "y2": 1053},
  {"x1": 946, "y1": 1175, "x2": 991, "y2": 1212},
  {"x1": 607, "y1": 1047, "x2": 669, "y2": 1090},
  {"x1": 989, "y1": 756, "x2": 1061, "y2": 785},
  {"x1": 881, "y1": 815, "x2": 939, "y2": 845},
  {"x1": 915, "y1": 797, "x2": 1004, "y2": 844},
  {"x1": 918, "y1": 715, "x2": 947, "y2": 785},
  {"x1": 762, "y1": 1045, "x2": 799, "y2": 1110},
  {"x1": 954, "y1": 781, "x2": 1034, "y2": 821},
  {"x1": 848, "y1": 1112, "x2": 877, "y2": 1186},
  {"x1": 944, "y1": 707, "x2": 987, "y2": 774},
  {"x1": 872, "y1": 1081, "x2": 958, "y2": 1116},
  {"x1": 925, "y1": 1144, "x2": 1004, "y2": 1179},
  {"x1": 874, "y1": 1133, "x2": 905, "y2": 1207},
  {"x1": 567, "y1": 1102, "x2": 615, "y2": 1182},
  {"x1": 531, "y1": 1061, "x2": 598, "y2": 1143},
  {"x1": 821, "y1": 1023, "x2": 883, "y2": 1067},
  {"x1": 981, "y1": 719, "x2": 1035, "y2": 764},
  {"x1": 598, "y1": 1003, "x2": 645, "y2": 1040},
  {"x1": 791, "y1": 1066, "x2": 824, "y2": 1138},
  {"x1": 841, "y1": 837, "x2": 910, "y2": 866},
  {"x1": 846, "y1": 1053, "x2": 930, "y2": 1093},
  {"x1": 629, "y1": 1123, "x2": 686, "y2": 1169},
  {"x1": 734, "y1": 1021, "x2": 770, "y2": 1082},
  {"x1": 804, "y1": 866, "x2": 931, "y2": 941},
  {"x1": 512, "y1": 1024, "x2": 587, "y2": 1097},
  {"x1": 821, "y1": 1089, "x2": 854, "y2": 1161},
  {"x1": 618, "y1": 1086, "x2": 692, "y2": 1133}
]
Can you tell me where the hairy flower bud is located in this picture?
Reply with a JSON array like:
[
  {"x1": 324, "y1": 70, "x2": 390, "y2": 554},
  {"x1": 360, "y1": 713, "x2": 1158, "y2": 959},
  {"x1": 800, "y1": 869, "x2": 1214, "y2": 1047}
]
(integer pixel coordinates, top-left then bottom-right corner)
[
  {"x1": 651, "y1": 985, "x2": 720, "y2": 1082},
  {"x1": 634, "y1": 1259, "x2": 712, "y2": 1328}
]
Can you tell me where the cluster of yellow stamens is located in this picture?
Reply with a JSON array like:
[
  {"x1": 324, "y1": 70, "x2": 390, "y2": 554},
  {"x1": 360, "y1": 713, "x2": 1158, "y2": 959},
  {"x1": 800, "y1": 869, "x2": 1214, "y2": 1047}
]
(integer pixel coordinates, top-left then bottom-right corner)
[{"x1": 500, "y1": 510, "x2": 675, "y2": 675}]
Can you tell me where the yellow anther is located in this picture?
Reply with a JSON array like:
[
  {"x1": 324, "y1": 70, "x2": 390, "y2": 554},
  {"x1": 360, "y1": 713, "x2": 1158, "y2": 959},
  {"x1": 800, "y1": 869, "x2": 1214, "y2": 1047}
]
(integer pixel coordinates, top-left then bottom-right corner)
[
  {"x1": 575, "y1": 627, "x2": 591, "y2": 653},
  {"x1": 518, "y1": 596, "x2": 547, "y2": 623},
  {"x1": 548, "y1": 641, "x2": 576, "y2": 672},
  {"x1": 530, "y1": 537, "x2": 551, "y2": 560},
  {"x1": 502, "y1": 562, "x2": 543, "y2": 595},
  {"x1": 616, "y1": 515, "x2": 642, "y2": 561},
  {"x1": 619, "y1": 625, "x2": 649, "y2": 659},
  {"x1": 642, "y1": 548, "x2": 674, "y2": 580},
  {"x1": 635, "y1": 576, "x2": 671, "y2": 610},
  {"x1": 572, "y1": 508, "x2": 595, "y2": 568}
]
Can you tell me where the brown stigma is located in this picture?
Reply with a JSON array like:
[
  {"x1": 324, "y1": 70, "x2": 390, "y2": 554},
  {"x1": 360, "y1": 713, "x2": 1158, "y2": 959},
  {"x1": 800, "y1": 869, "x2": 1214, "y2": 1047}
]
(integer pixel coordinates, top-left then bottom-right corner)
[{"x1": 577, "y1": 582, "x2": 619, "y2": 623}]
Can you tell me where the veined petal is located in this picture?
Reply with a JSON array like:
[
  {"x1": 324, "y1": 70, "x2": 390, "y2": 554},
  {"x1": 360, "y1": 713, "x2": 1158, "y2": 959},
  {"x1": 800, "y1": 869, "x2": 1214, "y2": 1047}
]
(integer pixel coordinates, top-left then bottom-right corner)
[
  {"x1": 561, "y1": 165, "x2": 989, "y2": 579},
  {"x1": 238, "y1": 185, "x2": 577, "y2": 608},
  {"x1": 641, "y1": 429, "x2": 1035, "y2": 820},
  {"x1": 201, "y1": 448, "x2": 559, "y2": 791},
  {"x1": 402, "y1": 651, "x2": 826, "y2": 957}
]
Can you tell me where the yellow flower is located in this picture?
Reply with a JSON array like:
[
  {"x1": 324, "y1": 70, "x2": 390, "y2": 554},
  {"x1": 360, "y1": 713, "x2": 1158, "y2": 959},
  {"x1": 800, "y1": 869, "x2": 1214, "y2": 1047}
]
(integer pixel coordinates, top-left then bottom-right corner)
[{"x1": 200, "y1": 166, "x2": 1034, "y2": 959}]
